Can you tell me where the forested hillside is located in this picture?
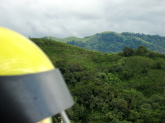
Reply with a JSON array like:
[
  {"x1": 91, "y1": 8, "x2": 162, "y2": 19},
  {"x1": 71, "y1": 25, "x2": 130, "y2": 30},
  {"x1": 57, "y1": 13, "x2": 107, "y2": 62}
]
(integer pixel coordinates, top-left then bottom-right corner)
[
  {"x1": 43, "y1": 32, "x2": 165, "y2": 54},
  {"x1": 31, "y1": 38, "x2": 165, "y2": 123}
]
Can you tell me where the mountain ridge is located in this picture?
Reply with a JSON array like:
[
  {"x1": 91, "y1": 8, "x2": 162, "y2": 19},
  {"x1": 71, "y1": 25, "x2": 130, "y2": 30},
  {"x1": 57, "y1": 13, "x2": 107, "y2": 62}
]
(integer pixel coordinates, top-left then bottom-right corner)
[{"x1": 42, "y1": 31, "x2": 165, "y2": 54}]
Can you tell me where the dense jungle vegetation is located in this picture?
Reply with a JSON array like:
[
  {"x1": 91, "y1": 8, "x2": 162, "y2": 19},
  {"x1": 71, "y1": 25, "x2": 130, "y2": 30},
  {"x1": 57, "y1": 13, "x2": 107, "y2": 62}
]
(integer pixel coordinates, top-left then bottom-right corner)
[
  {"x1": 43, "y1": 32, "x2": 165, "y2": 54},
  {"x1": 31, "y1": 38, "x2": 165, "y2": 123}
]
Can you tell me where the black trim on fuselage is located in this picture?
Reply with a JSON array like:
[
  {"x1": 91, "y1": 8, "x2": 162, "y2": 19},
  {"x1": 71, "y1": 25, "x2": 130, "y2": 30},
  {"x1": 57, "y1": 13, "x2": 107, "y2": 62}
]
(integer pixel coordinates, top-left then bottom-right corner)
[{"x1": 0, "y1": 69, "x2": 74, "y2": 123}]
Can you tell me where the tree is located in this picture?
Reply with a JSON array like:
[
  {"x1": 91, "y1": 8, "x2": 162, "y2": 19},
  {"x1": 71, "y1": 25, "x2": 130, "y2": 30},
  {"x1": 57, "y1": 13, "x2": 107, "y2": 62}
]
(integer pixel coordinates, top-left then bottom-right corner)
[
  {"x1": 136, "y1": 46, "x2": 148, "y2": 55},
  {"x1": 123, "y1": 47, "x2": 134, "y2": 57}
]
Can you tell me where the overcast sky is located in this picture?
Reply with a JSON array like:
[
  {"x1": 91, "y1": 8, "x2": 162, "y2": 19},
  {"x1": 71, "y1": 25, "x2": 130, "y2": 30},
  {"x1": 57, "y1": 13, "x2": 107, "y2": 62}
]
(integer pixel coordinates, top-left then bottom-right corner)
[{"x1": 0, "y1": 0, "x2": 165, "y2": 38}]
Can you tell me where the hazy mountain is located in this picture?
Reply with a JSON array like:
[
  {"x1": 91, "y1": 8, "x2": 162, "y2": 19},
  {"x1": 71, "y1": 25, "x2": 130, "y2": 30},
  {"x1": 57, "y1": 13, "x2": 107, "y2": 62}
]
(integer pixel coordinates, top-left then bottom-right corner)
[{"x1": 43, "y1": 31, "x2": 165, "y2": 54}]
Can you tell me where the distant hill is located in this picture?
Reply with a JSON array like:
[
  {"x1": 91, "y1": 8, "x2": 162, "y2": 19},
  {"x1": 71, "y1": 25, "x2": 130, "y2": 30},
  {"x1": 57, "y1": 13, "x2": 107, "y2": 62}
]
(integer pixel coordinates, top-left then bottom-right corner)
[
  {"x1": 43, "y1": 31, "x2": 165, "y2": 54},
  {"x1": 31, "y1": 38, "x2": 165, "y2": 123},
  {"x1": 43, "y1": 36, "x2": 86, "y2": 43}
]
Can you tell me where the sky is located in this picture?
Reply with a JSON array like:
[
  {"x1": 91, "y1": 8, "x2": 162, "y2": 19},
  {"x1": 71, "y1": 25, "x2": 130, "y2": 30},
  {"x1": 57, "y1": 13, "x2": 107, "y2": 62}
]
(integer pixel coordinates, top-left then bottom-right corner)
[{"x1": 0, "y1": 0, "x2": 165, "y2": 38}]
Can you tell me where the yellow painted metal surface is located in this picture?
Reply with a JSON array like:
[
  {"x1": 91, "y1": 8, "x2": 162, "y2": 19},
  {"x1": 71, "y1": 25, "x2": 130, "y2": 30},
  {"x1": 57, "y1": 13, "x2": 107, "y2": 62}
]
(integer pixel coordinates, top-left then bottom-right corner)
[
  {"x1": 37, "y1": 117, "x2": 52, "y2": 123},
  {"x1": 0, "y1": 27, "x2": 54, "y2": 75}
]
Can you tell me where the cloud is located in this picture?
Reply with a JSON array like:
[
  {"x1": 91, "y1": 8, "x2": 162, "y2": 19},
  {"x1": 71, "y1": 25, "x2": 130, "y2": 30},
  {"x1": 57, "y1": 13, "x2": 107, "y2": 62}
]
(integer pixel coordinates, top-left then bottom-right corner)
[{"x1": 0, "y1": 0, "x2": 165, "y2": 38}]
